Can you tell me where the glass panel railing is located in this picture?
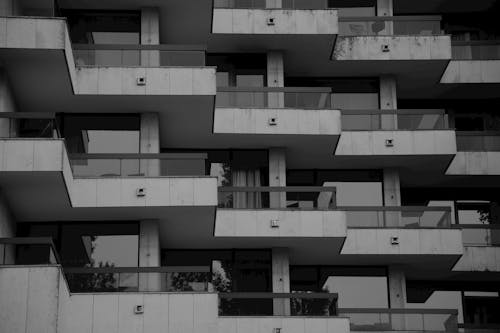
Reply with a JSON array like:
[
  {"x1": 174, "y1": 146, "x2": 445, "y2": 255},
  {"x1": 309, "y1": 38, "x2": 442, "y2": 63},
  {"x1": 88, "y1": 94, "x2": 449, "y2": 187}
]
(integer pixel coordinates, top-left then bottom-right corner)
[
  {"x1": 341, "y1": 207, "x2": 452, "y2": 228},
  {"x1": 218, "y1": 186, "x2": 337, "y2": 209},
  {"x1": 73, "y1": 45, "x2": 206, "y2": 67},
  {"x1": 219, "y1": 292, "x2": 338, "y2": 316},
  {"x1": 216, "y1": 88, "x2": 333, "y2": 109},
  {"x1": 458, "y1": 225, "x2": 500, "y2": 247},
  {"x1": 64, "y1": 267, "x2": 211, "y2": 293},
  {"x1": 339, "y1": 308, "x2": 458, "y2": 332},
  {"x1": 452, "y1": 41, "x2": 500, "y2": 60},
  {"x1": 456, "y1": 132, "x2": 500, "y2": 152},
  {"x1": 213, "y1": 0, "x2": 327, "y2": 9},
  {"x1": 0, "y1": 112, "x2": 60, "y2": 138},
  {"x1": 0, "y1": 237, "x2": 60, "y2": 265},
  {"x1": 69, "y1": 153, "x2": 207, "y2": 177},
  {"x1": 339, "y1": 16, "x2": 442, "y2": 36},
  {"x1": 341, "y1": 110, "x2": 449, "y2": 130}
]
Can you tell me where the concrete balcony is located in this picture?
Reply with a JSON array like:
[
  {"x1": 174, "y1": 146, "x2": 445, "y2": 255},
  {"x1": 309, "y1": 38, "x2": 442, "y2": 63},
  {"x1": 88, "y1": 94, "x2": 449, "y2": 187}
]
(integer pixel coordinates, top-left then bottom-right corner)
[
  {"x1": 214, "y1": 186, "x2": 345, "y2": 260},
  {"x1": 209, "y1": 6, "x2": 337, "y2": 61},
  {"x1": 334, "y1": 110, "x2": 457, "y2": 171},
  {"x1": 441, "y1": 40, "x2": 500, "y2": 84},
  {"x1": 0, "y1": 17, "x2": 216, "y2": 116},
  {"x1": 446, "y1": 132, "x2": 500, "y2": 175},
  {"x1": 328, "y1": 16, "x2": 451, "y2": 98},
  {"x1": 219, "y1": 316, "x2": 349, "y2": 333},
  {"x1": 213, "y1": 87, "x2": 341, "y2": 165},
  {"x1": 0, "y1": 138, "x2": 217, "y2": 222},
  {"x1": 339, "y1": 206, "x2": 463, "y2": 270}
]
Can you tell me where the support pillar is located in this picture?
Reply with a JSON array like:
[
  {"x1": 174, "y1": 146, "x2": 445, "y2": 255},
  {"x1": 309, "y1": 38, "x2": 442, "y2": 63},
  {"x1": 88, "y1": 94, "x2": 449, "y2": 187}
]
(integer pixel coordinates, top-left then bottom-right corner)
[
  {"x1": 140, "y1": 7, "x2": 160, "y2": 66},
  {"x1": 383, "y1": 168, "x2": 401, "y2": 226},
  {"x1": 0, "y1": 70, "x2": 18, "y2": 137},
  {"x1": 267, "y1": 52, "x2": 284, "y2": 108},
  {"x1": 140, "y1": 113, "x2": 160, "y2": 176},
  {"x1": 388, "y1": 266, "x2": 407, "y2": 329},
  {"x1": 139, "y1": 220, "x2": 161, "y2": 291},
  {"x1": 379, "y1": 75, "x2": 397, "y2": 130},
  {"x1": 272, "y1": 248, "x2": 290, "y2": 315},
  {"x1": 269, "y1": 148, "x2": 286, "y2": 208},
  {"x1": 376, "y1": 0, "x2": 393, "y2": 34}
]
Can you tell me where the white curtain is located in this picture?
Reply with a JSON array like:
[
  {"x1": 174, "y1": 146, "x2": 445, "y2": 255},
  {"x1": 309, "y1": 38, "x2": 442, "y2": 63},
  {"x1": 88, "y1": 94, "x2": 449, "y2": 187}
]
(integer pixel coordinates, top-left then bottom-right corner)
[{"x1": 232, "y1": 169, "x2": 262, "y2": 208}]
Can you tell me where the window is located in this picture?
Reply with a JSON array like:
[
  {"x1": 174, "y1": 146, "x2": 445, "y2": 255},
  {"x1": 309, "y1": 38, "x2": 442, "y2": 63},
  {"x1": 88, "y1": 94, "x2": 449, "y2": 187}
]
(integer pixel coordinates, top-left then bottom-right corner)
[{"x1": 291, "y1": 266, "x2": 389, "y2": 308}]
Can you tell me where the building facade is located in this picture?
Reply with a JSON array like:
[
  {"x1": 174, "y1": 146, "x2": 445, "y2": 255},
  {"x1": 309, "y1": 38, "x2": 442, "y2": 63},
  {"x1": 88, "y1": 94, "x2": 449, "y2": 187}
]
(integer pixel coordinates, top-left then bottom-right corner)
[{"x1": 0, "y1": 0, "x2": 499, "y2": 332}]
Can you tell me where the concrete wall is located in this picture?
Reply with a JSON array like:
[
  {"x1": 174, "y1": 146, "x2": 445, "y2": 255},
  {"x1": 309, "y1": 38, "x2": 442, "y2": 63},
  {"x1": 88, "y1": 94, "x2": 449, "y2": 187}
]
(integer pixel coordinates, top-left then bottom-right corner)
[
  {"x1": 441, "y1": 60, "x2": 500, "y2": 83},
  {"x1": 215, "y1": 209, "x2": 347, "y2": 238},
  {"x1": 75, "y1": 67, "x2": 216, "y2": 95},
  {"x1": 0, "y1": 17, "x2": 67, "y2": 50},
  {"x1": 218, "y1": 317, "x2": 350, "y2": 333},
  {"x1": 58, "y1": 292, "x2": 218, "y2": 333},
  {"x1": 214, "y1": 108, "x2": 341, "y2": 135},
  {"x1": 453, "y1": 246, "x2": 500, "y2": 271},
  {"x1": 446, "y1": 152, "x2": 500, "y2": 175},
  {"x1": 335, "y1": 130, "x2": 457, "y2": 156},
  {"x1": 341, "y1": 229, "x2": 463, "y2": 255},
  {"x1": 333, "y1": 36, "x2": 451, "y2": 60},
  {"x1": 0, "y1": 266, "x2": 60, "y2": 333},
  {"x1": 212, "y1": 9, "x2": 338, "y2": 34}
]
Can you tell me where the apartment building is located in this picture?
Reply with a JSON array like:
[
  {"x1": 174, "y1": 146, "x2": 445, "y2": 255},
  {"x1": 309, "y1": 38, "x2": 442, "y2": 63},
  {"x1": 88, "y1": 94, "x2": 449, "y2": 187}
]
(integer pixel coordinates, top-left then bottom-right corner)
[{"x1": 0, "y1": 0, "x2": 499, "y2": 332}]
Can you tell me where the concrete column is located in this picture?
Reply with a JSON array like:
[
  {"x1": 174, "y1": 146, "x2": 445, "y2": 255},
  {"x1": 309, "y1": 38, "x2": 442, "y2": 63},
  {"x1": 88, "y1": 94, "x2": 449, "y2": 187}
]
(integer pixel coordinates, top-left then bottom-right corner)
[
  {"x1": 0, "y1": 70, "x2": 17, "y2": 137},
  {"x1": 388, "y1": 266, "x2": 407, "y2": 329},
  {"x1": 267, "y1": 52, "x2": 284, "y2": 108},
  {"x1": 139, "y1": 220, "x2": 161, "y2": 291},
  {"x1": 272, "y1": 248, "x2": 290, "y2": 315},
  {"x1": 269, "y1": 148, "x2": 286, "y2": 208},
  {"x1": 140, "y1": 113, "x2": 160, "y2": 177},
  {"x1": 383, "y1": 168, "x2": 401, "y2": 226},
  {"x1": 266, "y1": 0, "x2": 282, "y2": 8},
  {"x1": 379, "y1": 75, "x2": 397, "y2": 130},
  {"x1": 140, "y1": 7, "x2": 160, "y2": 66},
  {"x1": 0, "y1": 191, "x2": 15, "y2": 264},
  {"x1": 377, "y1": 0, "x2": 393, "y2": 34}
]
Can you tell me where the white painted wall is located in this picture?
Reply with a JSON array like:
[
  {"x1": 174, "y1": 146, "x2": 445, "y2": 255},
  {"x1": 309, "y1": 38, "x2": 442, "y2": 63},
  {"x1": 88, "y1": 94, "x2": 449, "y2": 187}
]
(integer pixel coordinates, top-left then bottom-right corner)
[
  {"x1": 218, "y1": 317, "x2": 350, "y2": 333},
  {"x1": 453, "y1": 246, "x2": 500, "y2": 271},
  {"x1": 335, "y1": 130, "x2": 457, "y2": 156},
  {"x1": 75, "y1": 67, "x2": 216, "y2": 95},
  {"x1": 212, "y1": 9, "x2": 338, "y2": 35},
  {"x1": 215, "y1": 209, "x2": 347, "y2": 238},
  {"x1": 341, "y1": 229, "x2": 463, "y2": 255},
  {"x1": 441, "y1": 60, "x2": 500, "y2": 83},
  {"x1": 446, "y1": 152, "x2": 500, "y2": 175},
  {"x1": 333, "y1": 36, "x2": 451, "y2": 60},
  {"x1": 214, "y1": 108, "x2": 341, "y2": 135}
]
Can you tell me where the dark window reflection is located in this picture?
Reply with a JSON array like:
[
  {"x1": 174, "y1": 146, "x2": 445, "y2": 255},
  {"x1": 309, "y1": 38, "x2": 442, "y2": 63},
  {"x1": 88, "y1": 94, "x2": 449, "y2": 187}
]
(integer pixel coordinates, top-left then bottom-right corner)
[{"x1": 291, "y1": 266, "x2": 389, "y2": 308}]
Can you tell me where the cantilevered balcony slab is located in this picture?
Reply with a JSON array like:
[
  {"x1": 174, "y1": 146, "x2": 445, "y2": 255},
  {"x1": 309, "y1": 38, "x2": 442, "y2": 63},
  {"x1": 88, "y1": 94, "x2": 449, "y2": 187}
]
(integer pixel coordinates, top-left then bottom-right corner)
[
  {"x1": 209, "y1": 8, "x2": 337, "y2": 58},
  {"x1": 215, "y1": 209, "x2": 347, "y2": 259},
  {"x1": 441, "y1": 60, "x2": 500, "y2": 83},
  {"x1": 334, "y1": 130, "x2": 457, "y2": 171},
  {"x1": 0, "y1": 17, "x2": 216, "y2": 116},
  {"x1": 446, "y1": 132, "x2": 500, "y2": 175},
  {"x1": 0, "y1": 139, "x2": 217, "y2": 222},
  {"x1": 453, "y1": 246, "x2": 500, "y2": 272},
  {"x1": 218, "y1": 317, "x2": 350, "y2": 333}
]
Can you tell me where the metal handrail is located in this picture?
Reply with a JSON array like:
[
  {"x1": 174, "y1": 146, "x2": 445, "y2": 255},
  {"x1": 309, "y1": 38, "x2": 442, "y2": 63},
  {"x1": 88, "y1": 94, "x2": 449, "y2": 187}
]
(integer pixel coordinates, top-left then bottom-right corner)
[
  {"x1": 339, "y1": 15, "x2": 442, "y2": 22},
  {"x1": 69, "y1": 153, "x2": 207, "y2": 160},
  {"x1": 452, "y1": 224, "x2": 500, "y2": 229},
  {"x1": 0, "y1": 237, "x2": 61, "y2": 264},
  {"x1": 0, "y1": 112, "x2": 56, "y2": 119},
  {"x1": 218, "y1": 186, "x2": 337, "y2": 192},
  {"x1": 338, "y1": 206, "x2": 452, "y2": 212},
  {"x1": 341, "y1": 109, "x2": 446, "y2": 115},
  {"x1": 72, "y1": 44, "x2": 207, "y2": 51},
  {"x1": 452, "y1": 40, "x2": 500, "y2": 46},
  {"x1": 219, "y1": 292, "x2": 338, "y2": 300},
  {"x1": 217, "y1": 86, "x2": 332, "y2": 93},
  {"x1": 64, "y1": 266, "x2": 210, "y2": 274},
  {"x1": 455, "y1": 131, "x2": 500, "y2": 136},
  {"x1": 338, "y1": 308, "x2": 458, "y2": 315}
]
